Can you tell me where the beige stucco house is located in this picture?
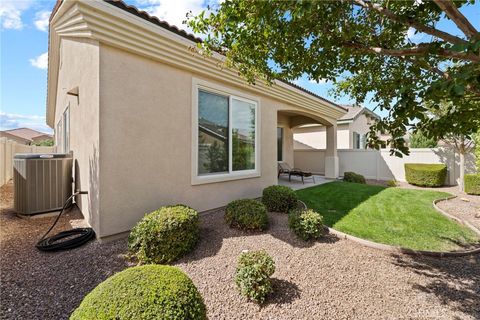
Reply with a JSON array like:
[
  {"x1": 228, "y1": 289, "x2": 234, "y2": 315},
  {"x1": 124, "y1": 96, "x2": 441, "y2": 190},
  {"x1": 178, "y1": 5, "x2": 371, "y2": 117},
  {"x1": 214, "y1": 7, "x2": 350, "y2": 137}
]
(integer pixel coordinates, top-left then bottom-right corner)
[
  {"x1": 293, "y1": 105, "x2": 381, "y2": 150},
  {"x1": 47, "y1": 0, "x2": 346, "y2": 239},
  {"x1": 0, "y1": 128, "x2": 52, "y2": 145}
]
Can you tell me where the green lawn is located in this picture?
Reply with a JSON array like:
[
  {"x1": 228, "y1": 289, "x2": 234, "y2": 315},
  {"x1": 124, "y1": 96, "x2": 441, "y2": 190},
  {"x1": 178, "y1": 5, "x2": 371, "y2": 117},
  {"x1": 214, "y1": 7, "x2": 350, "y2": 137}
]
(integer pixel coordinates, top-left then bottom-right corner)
[{"x1": 296, "y1": 181, "x2": 480, "y2": 251}]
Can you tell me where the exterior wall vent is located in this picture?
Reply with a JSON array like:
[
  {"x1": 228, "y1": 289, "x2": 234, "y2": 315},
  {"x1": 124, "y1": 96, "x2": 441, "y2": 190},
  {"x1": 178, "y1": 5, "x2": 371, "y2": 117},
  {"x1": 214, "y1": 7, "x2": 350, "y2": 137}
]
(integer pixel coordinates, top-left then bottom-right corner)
[{"x1": 13, "y1": 154, "x2": 73, "y2": 215}]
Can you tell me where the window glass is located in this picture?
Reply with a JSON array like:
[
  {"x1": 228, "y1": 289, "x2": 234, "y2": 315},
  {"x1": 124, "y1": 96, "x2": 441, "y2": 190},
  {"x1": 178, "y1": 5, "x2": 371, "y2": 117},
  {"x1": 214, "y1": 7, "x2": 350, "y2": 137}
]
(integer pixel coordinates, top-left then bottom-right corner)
[
  {"x1": 198, "y1": 90, "x2": 229, "y2": 175},
  {"x1": 359, "y1": 134, "x2": 366, "y2": 149},
  {"x1": 63, "y1": 107, "x2": 70, "y2": 153},
  {"x1": 232, "y1": 98, "x2": 256, "y2": 171},
  {"x1": 277, "y1": 127, "x2": 283, "y2": 161},
  {"x1": 353, "y1": 132, "x2": 360, "y2": 149},
  {"x1": 56, "y1": 120, "x2": 63, "y2": 152}
]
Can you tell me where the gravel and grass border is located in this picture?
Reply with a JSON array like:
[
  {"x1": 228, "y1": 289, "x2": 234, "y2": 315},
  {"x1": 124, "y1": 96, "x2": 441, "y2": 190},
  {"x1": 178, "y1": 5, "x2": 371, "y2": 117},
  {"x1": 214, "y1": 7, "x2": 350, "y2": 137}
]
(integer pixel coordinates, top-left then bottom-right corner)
[{"x1": 297, "y1": 196, "x2": 480, "y2": 257}]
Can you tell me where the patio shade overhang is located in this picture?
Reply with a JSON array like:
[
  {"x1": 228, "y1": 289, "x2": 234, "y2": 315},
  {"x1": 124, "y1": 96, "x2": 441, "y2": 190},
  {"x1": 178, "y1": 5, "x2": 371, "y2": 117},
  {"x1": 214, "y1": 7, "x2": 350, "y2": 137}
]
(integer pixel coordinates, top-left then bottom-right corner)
[{"x1": 46, "y1": 0, "x2": 347, "y2": 128}]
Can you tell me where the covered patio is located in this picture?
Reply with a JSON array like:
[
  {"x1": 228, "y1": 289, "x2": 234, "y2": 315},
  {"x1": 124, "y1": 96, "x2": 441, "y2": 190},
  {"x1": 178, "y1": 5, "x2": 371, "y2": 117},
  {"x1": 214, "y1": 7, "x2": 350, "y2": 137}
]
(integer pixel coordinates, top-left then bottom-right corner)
[
  {"x1": 276, "y1": 108, "x2": 340, "y2": 189},
  {"x1": 278, "y1": 174, "x2": 332, "y2": 190}
]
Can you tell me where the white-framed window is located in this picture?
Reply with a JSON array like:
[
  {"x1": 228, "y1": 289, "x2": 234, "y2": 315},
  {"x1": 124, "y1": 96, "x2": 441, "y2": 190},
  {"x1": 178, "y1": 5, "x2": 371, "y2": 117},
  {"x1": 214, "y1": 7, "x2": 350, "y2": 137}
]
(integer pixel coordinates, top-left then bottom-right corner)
[
  {"x1": 353, "y1": 132, "x2": 366, "y2": 149},
  {"x1": 277, "y1": 127, "x2": 283, "y2": 161},
  {"x1": 192, "y1": 79, "x2": 260, "y2": 185},
  {"x1": 62, "y1": 106, "x2": 70, "y2": 153},
  {"x1": 56, "y1": 119, "x2": 63, "y2": 151}
]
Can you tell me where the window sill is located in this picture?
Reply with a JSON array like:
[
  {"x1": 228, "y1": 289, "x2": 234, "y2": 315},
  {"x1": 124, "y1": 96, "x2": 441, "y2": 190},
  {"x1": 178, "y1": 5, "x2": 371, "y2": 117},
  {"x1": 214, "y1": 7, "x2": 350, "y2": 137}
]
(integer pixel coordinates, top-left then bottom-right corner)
[{"x1": 191, "y1": 170, "x2": 261, "y2": 185}]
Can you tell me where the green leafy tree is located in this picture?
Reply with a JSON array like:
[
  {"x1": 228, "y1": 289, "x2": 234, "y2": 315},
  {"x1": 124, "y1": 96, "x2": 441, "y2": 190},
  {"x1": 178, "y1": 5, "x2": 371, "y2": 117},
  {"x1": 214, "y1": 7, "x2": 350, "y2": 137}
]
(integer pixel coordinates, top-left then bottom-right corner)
[
  {"x1": 474, "y1": 130, "x2": 480, "y2": 173},
  {"x1": 188, "y1": 0, "x2": 480, "y2": 157},
  {"x1": 204, "y1": 140, "x2": 228, "y2": 172},
  {"x1": 32, "y1": 139, "x2": 54, "y2": 146},
  {"x1": 409, "y1": 131, "x2": 438, "y2": 148}
]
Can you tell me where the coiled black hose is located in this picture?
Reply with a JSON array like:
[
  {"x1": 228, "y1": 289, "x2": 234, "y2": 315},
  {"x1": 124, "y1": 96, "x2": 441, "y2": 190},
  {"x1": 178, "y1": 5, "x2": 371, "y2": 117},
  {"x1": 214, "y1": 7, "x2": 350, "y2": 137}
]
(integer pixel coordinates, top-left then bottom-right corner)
[{"x1": 36, "y1": 191, "x2": 95, "y2": 252}]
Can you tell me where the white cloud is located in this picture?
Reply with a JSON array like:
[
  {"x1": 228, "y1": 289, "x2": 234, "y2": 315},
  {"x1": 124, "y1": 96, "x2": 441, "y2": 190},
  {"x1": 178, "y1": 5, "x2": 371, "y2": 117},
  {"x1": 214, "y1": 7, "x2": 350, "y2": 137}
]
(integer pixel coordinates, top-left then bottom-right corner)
[
  {"x1": 309, "y1": 78, "x2": 327, "y2": 84},
  {"x1": 0, "y1": 112, "x2": 52, "y2": 133},
  {"x1": 34, "y1": 10, "x2": 50, "y2": 32},
  {"x1": 30, "y1": 52, "x2": 48, "y2": 70},
  {"x1": 0, "y1": 0, "x2": 33, "y2": 30},
  {"x1": 136, "y1": 0, "x2": 218, "y2": 31}
]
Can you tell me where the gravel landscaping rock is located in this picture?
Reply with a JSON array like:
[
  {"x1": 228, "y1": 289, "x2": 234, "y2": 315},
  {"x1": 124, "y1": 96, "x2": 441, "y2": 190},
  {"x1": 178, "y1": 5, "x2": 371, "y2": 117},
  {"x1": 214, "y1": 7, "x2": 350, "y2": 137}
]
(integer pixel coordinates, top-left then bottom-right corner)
[
  {"x1": 398, "y1": 181, "x2": 480, "y2": 230},
  {"x1": 1, "y1": 182, "x2": 479, "y2": 319}
]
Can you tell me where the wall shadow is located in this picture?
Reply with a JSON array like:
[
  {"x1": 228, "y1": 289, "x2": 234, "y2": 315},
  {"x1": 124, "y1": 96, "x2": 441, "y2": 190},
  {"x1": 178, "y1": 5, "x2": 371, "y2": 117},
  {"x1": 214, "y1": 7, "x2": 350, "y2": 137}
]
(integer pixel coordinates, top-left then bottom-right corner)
[
  {"x1": 434, "y1": 146, "x2": 477, "y2": 185},
  {"x1": 296, "y1": 181, "x2": 386, "y2": 226},
  {"x1": 391, "y1": 253, "x2": 480, "y2": 319}
]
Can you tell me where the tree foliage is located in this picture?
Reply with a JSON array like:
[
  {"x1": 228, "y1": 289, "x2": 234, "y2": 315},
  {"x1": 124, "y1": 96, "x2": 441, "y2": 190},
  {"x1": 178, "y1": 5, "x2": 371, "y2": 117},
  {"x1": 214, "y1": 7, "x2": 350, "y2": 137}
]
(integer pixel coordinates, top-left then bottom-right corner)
[
  {"x1": 188, "y1": 0, "x2": 480, "y2": 156},
  {"x1": 474, "y1": 130, "x2": 480, "y2": 172},
  {"x1": 409, "y1": 130, "x2": 438, "y2": 148},
  {"x1": 32, "y1": 139, "x2": 54, "y2": 146}
]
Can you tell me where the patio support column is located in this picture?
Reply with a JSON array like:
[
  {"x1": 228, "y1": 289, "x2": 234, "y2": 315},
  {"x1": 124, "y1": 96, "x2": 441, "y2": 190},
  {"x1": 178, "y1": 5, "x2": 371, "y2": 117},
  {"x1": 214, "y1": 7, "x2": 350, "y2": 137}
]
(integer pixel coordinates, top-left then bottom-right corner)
[{"x1": 325, "y1": 124, "x2": 339, "y2": 179}]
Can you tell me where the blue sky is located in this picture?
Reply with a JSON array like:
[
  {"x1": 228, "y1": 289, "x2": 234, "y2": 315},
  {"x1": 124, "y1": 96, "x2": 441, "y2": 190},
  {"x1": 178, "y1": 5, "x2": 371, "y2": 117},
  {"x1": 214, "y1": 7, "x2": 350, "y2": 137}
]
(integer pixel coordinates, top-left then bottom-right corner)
[{"x1": 1, "y1": 0, "x2": 479, "y2": 134}]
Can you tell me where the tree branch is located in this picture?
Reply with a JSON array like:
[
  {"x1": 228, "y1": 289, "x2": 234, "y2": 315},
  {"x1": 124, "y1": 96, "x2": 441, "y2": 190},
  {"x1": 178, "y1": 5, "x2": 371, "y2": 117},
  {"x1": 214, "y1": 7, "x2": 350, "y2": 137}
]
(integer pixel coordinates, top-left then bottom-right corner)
[
  {"x1": 342, "y1": 41, "x2": 480, "y2": 62},
  {"x1": 433, "y1": 0, "x2": 478, "y2": 39},
  {"x1": 352, "y1": 0, "x2": 469, "y2": 45}
]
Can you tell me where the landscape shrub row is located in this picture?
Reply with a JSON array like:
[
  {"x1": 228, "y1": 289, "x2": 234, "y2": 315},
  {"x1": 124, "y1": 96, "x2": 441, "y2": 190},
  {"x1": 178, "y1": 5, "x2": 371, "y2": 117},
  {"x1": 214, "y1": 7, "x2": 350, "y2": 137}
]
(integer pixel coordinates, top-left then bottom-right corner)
[
  {"x1": 343, "y1": 171, "x2": 366, "y2": 184},
  {"x1": 73, "y1": 184, "x2": 326, "y2": 317},
  {"x1": 465, "y1": 174, "x2": 480, "y2": 195},
  {"x1": 405, "y1": 163, "x2": 447, "y2": 187}
]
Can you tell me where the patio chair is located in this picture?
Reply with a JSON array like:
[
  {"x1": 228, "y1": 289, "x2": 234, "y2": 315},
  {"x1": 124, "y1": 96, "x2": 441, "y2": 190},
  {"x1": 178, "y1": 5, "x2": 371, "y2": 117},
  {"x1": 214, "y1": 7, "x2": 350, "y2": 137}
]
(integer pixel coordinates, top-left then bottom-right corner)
[{"x1": 278, "y1": 162, "x2": 315, "y2": 184}]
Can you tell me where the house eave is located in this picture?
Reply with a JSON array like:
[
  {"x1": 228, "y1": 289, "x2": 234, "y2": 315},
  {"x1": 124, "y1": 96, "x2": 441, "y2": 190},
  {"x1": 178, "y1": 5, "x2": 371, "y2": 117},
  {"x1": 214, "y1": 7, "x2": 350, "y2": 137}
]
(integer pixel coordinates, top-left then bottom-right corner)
[{"x1": 46, "y1": 0, "x2": 346, "y2": 127}]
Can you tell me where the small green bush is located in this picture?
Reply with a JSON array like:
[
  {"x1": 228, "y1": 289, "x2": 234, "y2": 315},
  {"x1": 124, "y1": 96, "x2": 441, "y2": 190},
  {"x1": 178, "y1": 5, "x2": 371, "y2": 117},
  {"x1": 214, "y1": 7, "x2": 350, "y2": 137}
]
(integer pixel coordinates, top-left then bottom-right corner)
[
  {"x1": 262, "y1": 185, "x2": 298, "y2": 213},
  {"x1": 288, "y1": 209, "x2": 324, "y2": 241},
  {"x1": 225, "y1": 199, "x2": 268, "y2": 231},
  {"x1": 343, "y1": 172, "x2": 366, "y2": 184},
  {"x1": 404, "y1": 163, "x2": 447, "y2": 187},
  {"x1": 70, "y1": 265, "x2": 206, "y2": 320},
  {"x1": 128, "y1": 205, "x2": 199, "y2": 264},
  {"x1": 387, "y1": 180, "x2": 397, "y2": 187},
  {"x1": 235, "y1": 250, "x2": 275, "y2": 303},
  {"x1": 465, "y1": 174, "x2": 480, "y2": 195}
]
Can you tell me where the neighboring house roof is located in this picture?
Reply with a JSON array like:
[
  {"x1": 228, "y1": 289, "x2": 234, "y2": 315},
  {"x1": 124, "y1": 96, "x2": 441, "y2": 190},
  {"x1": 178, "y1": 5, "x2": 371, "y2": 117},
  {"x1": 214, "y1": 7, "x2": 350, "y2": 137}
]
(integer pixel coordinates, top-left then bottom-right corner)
[
  {"x1": 337, "y1": 105, "x2": 381, "y2": 124},
  {"x1": 0, "y1": 128, "x2": 52, "y2": 142},
  {"x1": 297, "y1": 105, "x2": 380, "y2": 129},
  {"x1": 47, "y1": 0, "x2": 346, "y2": 127}
]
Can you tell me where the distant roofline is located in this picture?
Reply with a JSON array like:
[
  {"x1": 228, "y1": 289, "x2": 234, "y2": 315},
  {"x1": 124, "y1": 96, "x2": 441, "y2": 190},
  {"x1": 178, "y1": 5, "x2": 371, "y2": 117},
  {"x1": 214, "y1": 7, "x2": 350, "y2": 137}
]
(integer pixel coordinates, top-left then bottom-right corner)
[
  {"x1": 2, "y1": 127, "x2": 52, "y2": 135},
  {"x1": 338, "y1": 105, "x2": 380, "y2": 123}
]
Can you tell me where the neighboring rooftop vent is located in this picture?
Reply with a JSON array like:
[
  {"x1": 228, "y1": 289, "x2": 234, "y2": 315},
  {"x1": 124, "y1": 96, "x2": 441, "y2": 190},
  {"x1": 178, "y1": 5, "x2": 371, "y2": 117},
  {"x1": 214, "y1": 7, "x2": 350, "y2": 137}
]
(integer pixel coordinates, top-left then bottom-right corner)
[{"x1": 13, "y1": 153, "x2": 73, "y2": 215}]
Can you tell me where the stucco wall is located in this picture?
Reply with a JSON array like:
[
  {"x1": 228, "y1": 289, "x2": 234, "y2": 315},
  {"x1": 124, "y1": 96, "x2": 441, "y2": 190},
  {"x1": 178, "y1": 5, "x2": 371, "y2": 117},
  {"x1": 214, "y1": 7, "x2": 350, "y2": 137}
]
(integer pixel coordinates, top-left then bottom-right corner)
[
  {"x1": 348, "y1": 113, "x2": 373, "y2": 148},
  {"x1": 294, "y1": 148, "x2": 476, "y2": 184},
  {"x1": 53, "y1": 38, "x2": 100, "y2": 232},
  {"x1": 277, "y1": 114, "x2": 295, "y2": 167},
  {"x1": 293, "y1": 124, "x2": 350, "y2": 149},
  {"x1": 97, "y1": 44, "x2": 304, "y2": 237}
]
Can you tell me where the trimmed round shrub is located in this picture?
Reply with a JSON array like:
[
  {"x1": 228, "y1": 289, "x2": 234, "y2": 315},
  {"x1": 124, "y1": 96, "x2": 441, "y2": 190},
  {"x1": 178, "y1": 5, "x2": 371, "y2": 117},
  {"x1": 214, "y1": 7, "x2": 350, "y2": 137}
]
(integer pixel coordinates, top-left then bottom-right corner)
[
  {"x1": 465, "y1": 174, "x2": 480, "y2": 195},
  {"x1": 387, "y1": 179, "x2": 397, "y2": 187},
  {"x1": 343, "y1": 171, "x2": 366, "y2": 184},
  {"x1": 225, "y1": 199, "x2": 268, "y2": 231},
  {"x1": 288, "y1": 209, "x2": 324, "y2": 241},
  {"x1": 235, "y1": 250, "x2": 275, "y2": 304},
  {"x1": 404, "y1": 163, "x2": 447, "y2": 187},
  {"x1": 70, "y1": 265, "x2": 206, "y2": 320},
  {"x1": 128, "y1": 205, "x2": 199, "y2": 264},
  {"x1": 262, "y1": 185, "x2": 298, "y2": 213}
]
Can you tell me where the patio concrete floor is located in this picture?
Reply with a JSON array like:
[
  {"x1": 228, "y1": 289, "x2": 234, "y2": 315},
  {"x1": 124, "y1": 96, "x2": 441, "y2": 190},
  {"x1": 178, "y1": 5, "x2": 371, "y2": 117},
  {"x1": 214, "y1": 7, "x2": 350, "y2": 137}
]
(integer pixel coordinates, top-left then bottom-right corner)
[{"x1": 278, "y1": 174, "x2": 334, "y2": 190}]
